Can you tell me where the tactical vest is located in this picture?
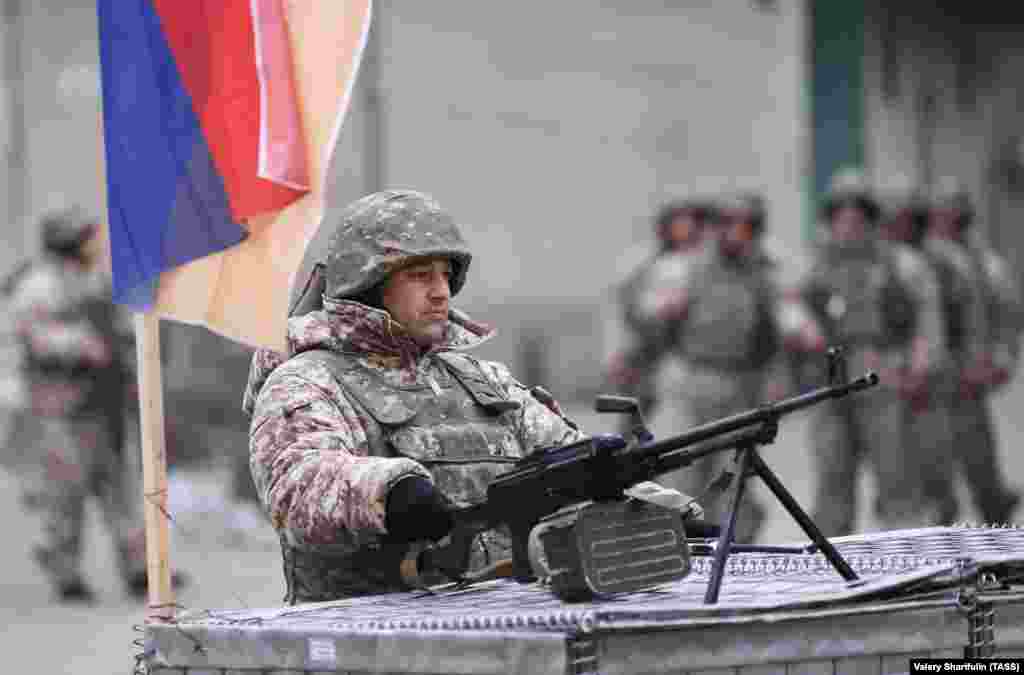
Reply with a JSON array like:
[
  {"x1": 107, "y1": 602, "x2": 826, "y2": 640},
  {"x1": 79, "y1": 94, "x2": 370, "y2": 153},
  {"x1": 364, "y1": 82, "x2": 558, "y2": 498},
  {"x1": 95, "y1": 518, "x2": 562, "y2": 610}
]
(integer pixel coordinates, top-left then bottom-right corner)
[
  {"x1": 925, "y1": 249, "x2": 970, "y2": 354},
  {"x1": 805, "y1": 248, "x2": 914, "y2": 348},
  {"x1": 15, "y1": 266, "x2": 126, "y2": 425},
  {"x1": 279, "y1": 348, "x2": 526, "y2": 603},
  {"x1": 678, "y1": 258, "x2": 777, "y2": 370}
]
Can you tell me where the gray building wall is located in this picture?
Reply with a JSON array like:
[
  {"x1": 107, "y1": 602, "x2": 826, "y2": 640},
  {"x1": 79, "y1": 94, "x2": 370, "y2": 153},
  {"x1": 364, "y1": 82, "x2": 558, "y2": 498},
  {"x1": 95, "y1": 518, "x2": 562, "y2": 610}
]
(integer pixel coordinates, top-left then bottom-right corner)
[
  {"x1": 1, "y1": 2, "x2": 809, "y2": 409},
  {"x1": 364, "y1": 1, "x2": 809, "y2": 397},
  {"x1": 864, "y1": 2, "x2": 1024, "y2": 270}
]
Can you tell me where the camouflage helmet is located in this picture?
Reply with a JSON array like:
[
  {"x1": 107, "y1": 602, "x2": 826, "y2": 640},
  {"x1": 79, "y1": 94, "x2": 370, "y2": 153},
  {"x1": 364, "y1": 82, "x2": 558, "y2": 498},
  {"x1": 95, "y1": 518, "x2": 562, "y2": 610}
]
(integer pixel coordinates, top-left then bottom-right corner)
[
  {"x1": 878, "y1": 174, "x2": 926, "y2": 218},
  {"x1": 718, "y1": 191, "x2": 766, "y2": 233},
  {"x1": 821, "y1": 167, "x2": 880, "y2": 224},
  {"x1": 40, "y1": 208, "x2": 97, "y2": 257},
  {"x1": 878, "y1": 174, "x2": 928, "y2": 243},
  {"x1": 323, "y1": 190, "x2": 472, "y2": 301},
  {"x1": 930, "y1": 177, "x2": 974, "y2": 228}
]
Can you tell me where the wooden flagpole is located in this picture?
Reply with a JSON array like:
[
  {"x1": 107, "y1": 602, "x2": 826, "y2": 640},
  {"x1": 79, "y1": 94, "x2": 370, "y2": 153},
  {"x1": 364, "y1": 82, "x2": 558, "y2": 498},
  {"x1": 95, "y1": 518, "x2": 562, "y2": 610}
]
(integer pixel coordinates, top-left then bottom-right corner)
[
  {"x1": 134, "y1": 312, "x2": 175, "y2": 621},
  {"x1": 135, "y1": 313, "x2": 174, "y2": 620},
  {"x1": 98, "y1": 92, "x2": 174, "y2": 623}
]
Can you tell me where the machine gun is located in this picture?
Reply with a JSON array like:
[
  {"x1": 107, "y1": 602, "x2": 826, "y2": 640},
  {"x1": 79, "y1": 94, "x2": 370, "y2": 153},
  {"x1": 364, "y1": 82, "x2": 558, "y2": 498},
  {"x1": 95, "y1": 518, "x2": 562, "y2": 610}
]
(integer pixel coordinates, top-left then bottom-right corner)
[{"x1": 409, "y1": 348, "x2": 878, "y2": 603}]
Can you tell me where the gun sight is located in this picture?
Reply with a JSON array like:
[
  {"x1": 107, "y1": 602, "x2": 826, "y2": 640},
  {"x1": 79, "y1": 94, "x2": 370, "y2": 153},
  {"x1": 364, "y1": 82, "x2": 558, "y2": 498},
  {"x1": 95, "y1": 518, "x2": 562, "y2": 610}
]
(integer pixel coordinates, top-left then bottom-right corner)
[{"x1": 594, "y1": 395, "x2": 639, "y2": 413}]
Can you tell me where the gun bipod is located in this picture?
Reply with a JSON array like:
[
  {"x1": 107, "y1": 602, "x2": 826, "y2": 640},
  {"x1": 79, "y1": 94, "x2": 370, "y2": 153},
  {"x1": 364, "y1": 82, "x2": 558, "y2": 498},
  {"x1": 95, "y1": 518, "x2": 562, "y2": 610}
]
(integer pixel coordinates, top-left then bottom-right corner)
[{"x1": 703, "y1": 426, "x2": 858, "y2": 604}]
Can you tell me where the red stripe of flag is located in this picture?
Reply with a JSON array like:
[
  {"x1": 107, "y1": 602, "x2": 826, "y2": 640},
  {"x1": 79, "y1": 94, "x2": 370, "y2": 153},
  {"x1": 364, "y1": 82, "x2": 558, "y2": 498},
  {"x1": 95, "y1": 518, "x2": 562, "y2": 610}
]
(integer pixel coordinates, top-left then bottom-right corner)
[
  {"x1": 150, "y1": 0, "x2": 307, "y2": 221},
  {"x1": 251, "y1": 0, "x2": 309, "y2": 191}
]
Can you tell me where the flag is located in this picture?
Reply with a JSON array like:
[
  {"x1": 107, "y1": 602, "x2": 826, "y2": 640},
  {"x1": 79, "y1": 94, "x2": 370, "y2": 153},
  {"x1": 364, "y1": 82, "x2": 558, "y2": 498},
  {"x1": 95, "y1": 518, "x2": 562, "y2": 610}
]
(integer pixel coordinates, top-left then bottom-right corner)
[{"x1": 98, "y1": 0, "x2": 373, "y2": 352}]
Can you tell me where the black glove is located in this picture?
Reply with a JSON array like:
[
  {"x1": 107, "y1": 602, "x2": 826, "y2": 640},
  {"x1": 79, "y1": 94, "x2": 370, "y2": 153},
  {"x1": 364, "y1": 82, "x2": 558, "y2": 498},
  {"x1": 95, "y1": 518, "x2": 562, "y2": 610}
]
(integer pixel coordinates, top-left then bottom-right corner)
[{"x1": 385, "y1": 477, "x2": 454, "y2": 543}]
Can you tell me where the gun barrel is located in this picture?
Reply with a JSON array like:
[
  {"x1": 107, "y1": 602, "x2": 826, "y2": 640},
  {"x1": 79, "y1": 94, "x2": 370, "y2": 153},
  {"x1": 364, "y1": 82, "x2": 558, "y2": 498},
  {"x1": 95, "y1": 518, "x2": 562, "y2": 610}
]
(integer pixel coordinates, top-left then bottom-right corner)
[
  {"x1": 648, "y1": 424, "x2": 770, "y2": 475},
  {"x1": 631, "y1": 372, "x2": 879, "y2": 462}
]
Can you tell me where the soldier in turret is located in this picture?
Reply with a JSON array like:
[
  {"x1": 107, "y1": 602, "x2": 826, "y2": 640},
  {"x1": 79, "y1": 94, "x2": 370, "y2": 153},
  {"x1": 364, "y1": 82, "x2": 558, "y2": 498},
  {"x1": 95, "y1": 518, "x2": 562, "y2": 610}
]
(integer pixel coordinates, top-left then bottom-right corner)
[{"x1": 243, "y1": 190, "x2": 702, "y2": 602}]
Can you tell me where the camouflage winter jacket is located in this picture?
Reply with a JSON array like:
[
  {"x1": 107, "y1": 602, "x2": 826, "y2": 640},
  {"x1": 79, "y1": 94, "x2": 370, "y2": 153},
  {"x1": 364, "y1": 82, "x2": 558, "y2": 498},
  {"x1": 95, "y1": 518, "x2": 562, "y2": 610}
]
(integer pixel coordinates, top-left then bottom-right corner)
[
  {"x1": 925, "y1": 236, "x2": 1023, "y2": 384},
  {"x1": 244, "y1": 299, "x2": 590, "y2": 602},
  {"x1": 801, "y1": 238, "x2": 946, "y2": 382},
  {"x1": 6, "y1": 257, "x2": 129, "y2": 418}
]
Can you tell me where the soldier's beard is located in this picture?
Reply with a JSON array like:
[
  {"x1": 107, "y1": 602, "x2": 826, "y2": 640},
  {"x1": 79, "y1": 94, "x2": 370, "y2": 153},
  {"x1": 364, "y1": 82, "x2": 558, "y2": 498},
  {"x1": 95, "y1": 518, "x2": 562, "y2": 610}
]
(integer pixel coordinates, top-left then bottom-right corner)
[{"x1": 406, "y1": 319, "x2": 448, "y2": 346}]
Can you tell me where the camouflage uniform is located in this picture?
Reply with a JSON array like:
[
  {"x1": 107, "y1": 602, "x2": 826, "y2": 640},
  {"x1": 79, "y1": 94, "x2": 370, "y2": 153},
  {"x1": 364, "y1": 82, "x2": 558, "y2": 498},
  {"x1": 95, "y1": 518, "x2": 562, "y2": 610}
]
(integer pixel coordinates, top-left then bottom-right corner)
[
  {"x1": 802, "y1": 173, "x2": 946, "y2": 536},
  {"x1": 923, "y1": 184, "x2": 1022, "y2": 523},
  {"x1": 878, "y1": 181, "x2": 956, "y2": 526},
  {"x1": 6, "y1": 211, "x2": 146, "y2": 599},
  {"x1": 635, "y1": 194, "x2": 794, "y2": 544},
  {"x1": 602, "y1": 200, "x2": 709, "y2": 435},
  {"x1": 244, "y1": 191, "x2": 695, "y2": 603},
  {"x1": 601, "y1": 243, "x2": 664, "y2": 425}
]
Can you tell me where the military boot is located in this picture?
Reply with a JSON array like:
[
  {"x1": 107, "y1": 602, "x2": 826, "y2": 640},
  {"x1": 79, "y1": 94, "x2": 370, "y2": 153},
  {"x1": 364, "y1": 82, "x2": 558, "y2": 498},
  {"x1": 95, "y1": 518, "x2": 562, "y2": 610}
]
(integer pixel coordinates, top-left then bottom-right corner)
[
  {"x1": 57, "y1": 578, "x2": 97, "y2": 605},
  {"x1": 983, "y1": 491, "x2": 1022, "y2": 525}
]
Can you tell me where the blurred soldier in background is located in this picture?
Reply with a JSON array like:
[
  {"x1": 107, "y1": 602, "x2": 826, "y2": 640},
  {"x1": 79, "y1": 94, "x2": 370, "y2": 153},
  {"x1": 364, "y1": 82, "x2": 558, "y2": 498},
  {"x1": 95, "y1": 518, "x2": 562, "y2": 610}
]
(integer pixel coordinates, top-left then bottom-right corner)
[
  {"x1": 924, "y1": 180, "x2": 1022, "y2": 524},
  {"x1": 800, "y1": 170, "x2": 945, "y2": 537},
  {"x1": 633, "y1": 192, "x2": 797, "y2": 543},
  {"x1": 602, "y1": 198, "x2": 710, "y2": 436},
  {"x1": 4, "y1": 210, "x2": 172, "y2": 602},
  {"x1": 878, "y1": 177, "x2": 956, "y2": 525}
]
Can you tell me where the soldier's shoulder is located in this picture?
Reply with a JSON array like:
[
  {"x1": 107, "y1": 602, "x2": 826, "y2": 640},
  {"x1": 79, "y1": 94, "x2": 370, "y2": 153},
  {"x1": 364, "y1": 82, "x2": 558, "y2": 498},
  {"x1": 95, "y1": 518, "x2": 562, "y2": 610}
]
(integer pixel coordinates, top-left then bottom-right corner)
[
  {"x1": 7, "y1": 260, "x2": 61, "y2": 307},
  {"x1": 977, "y1": 242, "x2": 1012, "y2": 272},
  {"x1": 884, "y1": 242, "x2": 926, "y2": 274},
  {"x1": 756, "y1": 235, "x2": 788, "y2": 266},
  {"x1": 1, "y1": 260, "x2": 34, "y2": 298},
  {"x1": 258, "y1": 352, "x2": 346, "y2": 403},
  {"x1": 454, "y1": 354, "x2": 515, "y2": 383},
  {"x1": 650, "y1": 246, "x2": 705, "y2": 280},
  {"x1": 885, "y1": 241, "x2": 919, "y2": 264},
  {"x1": 611, "y1": 242, "x2": 659, "y2": 285}
]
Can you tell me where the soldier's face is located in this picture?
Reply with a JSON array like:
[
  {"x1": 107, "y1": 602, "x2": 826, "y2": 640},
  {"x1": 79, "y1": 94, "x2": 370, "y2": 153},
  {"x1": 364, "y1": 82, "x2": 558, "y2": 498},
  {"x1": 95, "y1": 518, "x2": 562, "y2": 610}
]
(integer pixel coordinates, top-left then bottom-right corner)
[
  {"x1": 382, "y1": 258, "x2": 452, "y2": 345},
  {"x1": 78, "y1": 224, "x2": 104, "y2": 268},
  {"x1": 666, "y1": 214, "x2": 701, "y2": 249},
  {"x1": 882, "y1": 211, "x2": 913, "y2": 243},
  {"x1": 929, "y1": 209, "x2": 961, "y2": 239},
  {"x1": 831, "y1": 206, "x2": 868, "y2": 242},
  {"x1": 719, "y1": 217, "x2": 756, "y2": 257}
]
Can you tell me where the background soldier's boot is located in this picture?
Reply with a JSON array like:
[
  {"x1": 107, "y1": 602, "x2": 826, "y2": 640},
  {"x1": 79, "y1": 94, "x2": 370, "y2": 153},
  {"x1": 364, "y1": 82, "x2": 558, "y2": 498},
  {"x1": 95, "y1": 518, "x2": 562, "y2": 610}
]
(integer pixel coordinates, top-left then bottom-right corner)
[
  {"x1": 33, "y1": 545, "x2": 95, "y2": 605},
  {"x1": 981, "y1": 491, "x2": 1022, "y2": 525},
  {"x1": 935, "y1": 499, "x2": 960, "y2": 527},
  {"x1": 57, "y1": 578, "x2": 97, "y2": 605},
  {"x1": 921, "y1": 455, "x2": 960, "y2": 525}
]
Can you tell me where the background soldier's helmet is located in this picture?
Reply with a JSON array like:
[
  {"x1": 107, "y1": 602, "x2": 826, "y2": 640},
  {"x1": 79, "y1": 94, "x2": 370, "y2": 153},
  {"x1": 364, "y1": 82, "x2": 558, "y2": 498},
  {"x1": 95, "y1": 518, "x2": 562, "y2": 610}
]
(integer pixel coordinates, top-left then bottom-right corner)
[
  {"x1": 879, "y1": 174, "x2": 928, "y2": 241},
  {"x1": 39, "y1": 208, "x2": 96, "y2": 257},
  {"x1": 930, "y1": 177, "x2": 974, "y2": 229},
  {"x1": 718, "y1": 192, "x2": 766, "y2": 234},
  {"x1": 323, "y1": 190, "x2": 472, "y2": 301},
  {"x1": 821, "y1": 168, "x2": 880, "y2": 224},
  {"x1": 878, "y1": 174, "x2": 925, "y2": 215}
]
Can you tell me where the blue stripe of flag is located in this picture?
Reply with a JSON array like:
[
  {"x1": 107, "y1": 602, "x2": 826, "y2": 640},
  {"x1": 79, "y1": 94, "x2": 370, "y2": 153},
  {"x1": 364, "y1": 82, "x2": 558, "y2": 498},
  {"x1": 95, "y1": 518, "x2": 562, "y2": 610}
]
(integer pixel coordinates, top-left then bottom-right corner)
[{"x1": 97, "y1": 0, "x2": 247, "y2": 309}]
